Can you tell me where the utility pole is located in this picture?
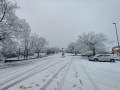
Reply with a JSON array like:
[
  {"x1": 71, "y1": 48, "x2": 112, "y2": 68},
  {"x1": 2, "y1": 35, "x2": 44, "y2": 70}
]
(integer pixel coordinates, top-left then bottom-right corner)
[{"x1": 113, "y1": 23, "x2": 120, "y2": 54}]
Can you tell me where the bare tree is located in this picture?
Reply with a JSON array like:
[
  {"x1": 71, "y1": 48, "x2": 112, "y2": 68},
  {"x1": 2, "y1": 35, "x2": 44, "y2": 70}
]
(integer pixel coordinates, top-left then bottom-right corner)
[
  {"x1": 34, "y1": 34, "x2": 48, "y2": 57},
  {"x1": 22, "y1": 35, "x2": 35, "y2": 59},
  {"x1": 0, "y1": 0, "x2": 19, "y2": 22},
  {"x1": 20, "y1": 19, "x2": 34, "y2": 59},
  {"x1": 78, "y1": 31, "x2": 109, "y2": 55},
  {"x1": 53, "y1": 47, "x2": 59, "y2": 54},
  {"x1": 67, "y1": 42, "x2": 75, "y2": 52},
  {"x1": 66, "y1": 41, "x2": 83, "y2": 55}
]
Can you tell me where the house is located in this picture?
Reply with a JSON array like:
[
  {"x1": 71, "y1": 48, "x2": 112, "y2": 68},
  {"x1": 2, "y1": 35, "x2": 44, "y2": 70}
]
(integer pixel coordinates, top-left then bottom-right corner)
[{"x1": 112, "y1": 45, "x2": 120, "y2": 54}]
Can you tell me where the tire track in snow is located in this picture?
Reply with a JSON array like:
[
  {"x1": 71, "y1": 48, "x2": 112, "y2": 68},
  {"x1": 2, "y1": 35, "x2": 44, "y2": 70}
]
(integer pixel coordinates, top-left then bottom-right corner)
[
  {"x1": 0, "y1": 60, "x2": 52, "y2": 86},
  {"x1": 0, "y1": 58, "x2": 52, "y2": 78},
  {"x1": 0, "y1": 59, "x2": 65, "y2": 90},
  {"x1": 40, "y1": 59, "x2": 73, "y2": 90},
  {"x1": 0, "y1": 57, "x2": 53, "y2": 75},
  {"x1": 79, "y1": 60, "x2": 100, "y2": 90},
  {"x1": 56, "y1": 58, "x2": 73, "y2": 90}
]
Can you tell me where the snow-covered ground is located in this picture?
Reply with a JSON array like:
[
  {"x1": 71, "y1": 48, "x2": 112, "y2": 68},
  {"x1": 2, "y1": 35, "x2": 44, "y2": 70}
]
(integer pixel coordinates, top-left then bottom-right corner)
[{"x1": 0, "y1": 53, "x2": 120, "y2": 90}]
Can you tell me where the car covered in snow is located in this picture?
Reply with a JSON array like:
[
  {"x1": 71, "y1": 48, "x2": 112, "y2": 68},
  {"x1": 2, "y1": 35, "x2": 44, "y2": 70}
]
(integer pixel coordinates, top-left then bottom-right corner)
[
  {"x1": 89, "y1": 54, "x2": 101, "y2": 61},
  {"x1": 89, "y1": 54, "x2": 115, "y2": 62},
  {"x1": 81, "y1": 53, "x2": 87, "y2": 56},
  {"x1": 81, "y1": 53, "x2": 93, "y2": 57}
]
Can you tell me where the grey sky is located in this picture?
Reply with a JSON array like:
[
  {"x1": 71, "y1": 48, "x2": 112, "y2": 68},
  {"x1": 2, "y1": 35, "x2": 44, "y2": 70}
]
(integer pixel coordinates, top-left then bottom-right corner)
[{"x1": 10, "y1": 0, "x2": 120, "y2": 50}]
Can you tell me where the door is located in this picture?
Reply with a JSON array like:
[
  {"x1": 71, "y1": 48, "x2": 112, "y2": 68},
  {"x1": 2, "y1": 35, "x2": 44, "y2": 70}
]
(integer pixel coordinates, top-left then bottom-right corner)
[
  {"x1": 104, "y1": 55, "x2": 110, "y2": 61},
  {"x1": 98, "y1": 55, "x2": 104, "y2": 61}
]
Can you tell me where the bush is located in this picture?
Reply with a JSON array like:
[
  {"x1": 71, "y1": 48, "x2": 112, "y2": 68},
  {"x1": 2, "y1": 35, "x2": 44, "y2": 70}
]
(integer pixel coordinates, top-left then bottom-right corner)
[
  {"x1": 46, "y1": 48, "x2": 55, "y2": 55},
  {"x1": 1, "y1": 52, "x2": 17, "y2": 58}
]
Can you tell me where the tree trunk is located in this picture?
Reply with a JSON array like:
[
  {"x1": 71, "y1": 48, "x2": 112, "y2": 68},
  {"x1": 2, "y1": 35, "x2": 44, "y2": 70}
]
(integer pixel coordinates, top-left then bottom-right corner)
[
  {"x1": 75, "y1": 51, "x2": 77, "y2": 55},
  {"x1": 0, "y1": 11, "x2": 6, "y2": 22},
  {"x1": 112, "y1": 49, "x2": 114, "y2": 55},
  {"x1": 18, "y1": 55, "x2": 19, "y2": 60},
  {"x1": 93, "y1": 47, "x2": 95, "y2": 55},
  {"x1": 24, "y1": 51, "x2": 25, "y2": 60},
  {"x1": 18, "y1": 48, "x2": 20, "y2": 60},
  {"x1": 26, "y1": 51, "x2": 28, "y2": 59},
  {"x1": 37, "y1": 51, "x2": 39, "y2": 57}
]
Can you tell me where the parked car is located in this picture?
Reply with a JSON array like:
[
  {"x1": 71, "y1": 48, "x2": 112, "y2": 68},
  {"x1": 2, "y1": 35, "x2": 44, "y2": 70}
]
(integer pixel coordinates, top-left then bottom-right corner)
[
  {"x1": 81, "y1": 53, "x2": 87, "y2": 56},
  {"x1": 81, "y1": 53, "x2": 93, "y2": 57},
  {"x1": 89, "y1": 54, "x2": 101, "y2": 61},
  {"x1": 88, "y1": 56, "x2": 94, "y2": 60},
  {"x1": 89, "y1": 54, "x2": 115, "y2": 62},
  {"x1": 86, "y1": 54, "x2": 93, "y2": 57}
]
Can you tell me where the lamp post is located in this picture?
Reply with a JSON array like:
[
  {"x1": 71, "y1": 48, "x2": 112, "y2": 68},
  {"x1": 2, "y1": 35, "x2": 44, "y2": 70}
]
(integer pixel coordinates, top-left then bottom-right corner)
[{"x1": 113, "y1": 23, "x2": 120, "y2": 54}]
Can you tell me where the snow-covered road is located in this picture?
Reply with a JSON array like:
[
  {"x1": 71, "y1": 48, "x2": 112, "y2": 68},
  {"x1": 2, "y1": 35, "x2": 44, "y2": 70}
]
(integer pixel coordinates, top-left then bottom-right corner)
[{"x1": 0, "y1": 53, "x2": 120, "y2": 90}]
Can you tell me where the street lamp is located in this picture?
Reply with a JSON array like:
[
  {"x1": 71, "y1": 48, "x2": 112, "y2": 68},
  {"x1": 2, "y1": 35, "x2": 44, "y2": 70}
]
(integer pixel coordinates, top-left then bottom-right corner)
[{"x1": 113, "y1": 23, "x2": 120, "y2": 54}]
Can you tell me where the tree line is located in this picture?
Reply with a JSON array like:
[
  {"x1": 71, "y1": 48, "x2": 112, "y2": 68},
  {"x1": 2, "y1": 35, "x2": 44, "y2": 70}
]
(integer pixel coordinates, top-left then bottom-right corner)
[{"x1": 0, "y1": 0, "x2": 59, "y2": 61}]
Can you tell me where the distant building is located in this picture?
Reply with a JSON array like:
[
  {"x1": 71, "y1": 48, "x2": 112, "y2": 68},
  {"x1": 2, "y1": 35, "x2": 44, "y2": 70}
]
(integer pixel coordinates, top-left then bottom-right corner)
[{"x1": 112, "y1": 45, "x2": 120, "y2": 54}]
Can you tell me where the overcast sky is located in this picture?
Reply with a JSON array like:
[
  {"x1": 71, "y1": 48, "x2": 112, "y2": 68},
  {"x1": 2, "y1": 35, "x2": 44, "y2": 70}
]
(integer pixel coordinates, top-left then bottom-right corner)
[{"x1": 10, "y1": 0, "x2": 120, "y2": 50}]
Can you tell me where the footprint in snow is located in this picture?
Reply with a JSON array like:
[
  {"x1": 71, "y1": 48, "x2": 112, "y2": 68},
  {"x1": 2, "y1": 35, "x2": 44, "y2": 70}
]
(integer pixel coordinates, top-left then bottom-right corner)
[
  {"x1": 75, "y1": 74, "x2": 77, "y2": 78},
  {"x1": 22, "y1": 87, "x2": 27, "y2": 89},
  {"x1": 79, "y1": 79, "x2": 83, "y2": 86},
  {"x1": 57, "y1": 81, "x2": 59, "y2": 85},
  {"x1": 76, "y1": 71, "x2": 78, "y2": 74},
  {"x1": 54, "y1": 87, "x2": 56, "y2": 90},
  {"x1": 74, "y1": 69, "x2": 76, "y2": 71},
  {"x1": 27, "y1": 86, "x2": 33, "y2": 88},
  {"x1": 19, "y1": 86, "x2": 24, "y2": 89},
  {"x1": 30, "y1": 82, "x2": 34, "y2": 84},
  {"x1": 78, "y1": 87, "x2": 82, "y2": 90},
  {"x1": 46, "y1": 75, "x2": 49, "y2": 77},
  {"x1": 43, "y1": 79, "x2": 45, "y2": 82},
  {"x1": 73, "y1": 84, "x2": 77, "y2": 87},
  {"x1": 36, "y1": 84, "x2": 40, "y2": 87}
]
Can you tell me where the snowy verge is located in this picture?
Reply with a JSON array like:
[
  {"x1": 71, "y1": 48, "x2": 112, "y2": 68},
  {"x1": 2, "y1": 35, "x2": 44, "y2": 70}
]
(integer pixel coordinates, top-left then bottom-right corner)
[{"x1": 0, "y1": 53, "x2": 47, "y2": 66}]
